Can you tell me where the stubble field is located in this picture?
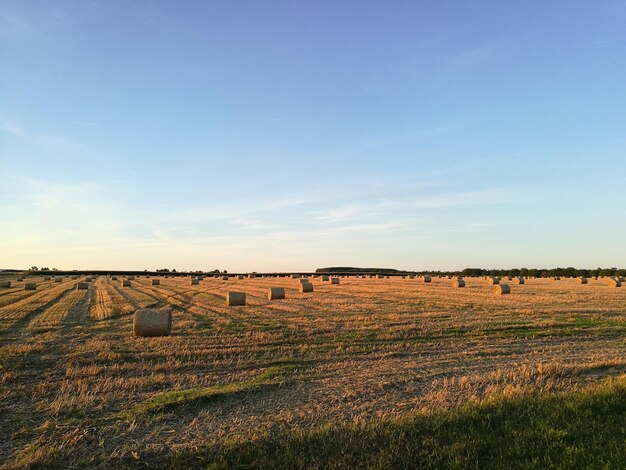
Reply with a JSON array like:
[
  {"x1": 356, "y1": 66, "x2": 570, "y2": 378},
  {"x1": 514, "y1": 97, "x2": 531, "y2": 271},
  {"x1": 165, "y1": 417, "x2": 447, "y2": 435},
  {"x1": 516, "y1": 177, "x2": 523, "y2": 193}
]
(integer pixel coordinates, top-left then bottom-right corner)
[{"x1": 0, "y1": 274, "x2": 624, "y2": 468}]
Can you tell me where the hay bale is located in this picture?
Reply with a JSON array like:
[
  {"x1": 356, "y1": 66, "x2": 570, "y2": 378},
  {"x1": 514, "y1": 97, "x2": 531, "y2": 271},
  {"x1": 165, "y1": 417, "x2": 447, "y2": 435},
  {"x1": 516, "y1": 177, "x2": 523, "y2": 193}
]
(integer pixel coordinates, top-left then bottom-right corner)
[
  {"x1": 578, "y1": 277, "x2": 588, "y2": 284},
  {"x1": 0, "y1": 281, "x2": 12, "y2": 288},
  {"x1": 24, "y1": 282, "x2": 37, "y2": 290},
  {"x1": 76, "y1": 282, "x2": 88, "y2": 290},
  {"x1": 453, "y1": 279, "x2": 465, "y2": 288},
  {"x1": 227, "y1": 291, "x2": 246, "y2": 306},
  {"x1": 128, "y1": 276, "x2": 135, "y2": 280},
  {"x1": 493, "y1": 284, "x2": 511, "y2": 295},
  {"x1": 331, "y1": 278, "x2": 340, "y2": 285},
  {"x1": 291, "y1": 274, "x2": 301, "y2": 279},
  {"x1": 191, "y1": 278, "x2": 200, "y2": 285},
  {"x1": 17, "y1": 277, "x2": 23, "y2": 282},
  {"x1": 513, "y1": 277, "x2": 525, "y2": 285},
  {"x1": 85, "y1": 277, "x2": 93, "y2": 282},
  {"x1": 487, "y1": 277, "x2": 500, "y2": 285},
  {"x1": 268, "y1": 287, "x2": 285, "y2": 300},
  {"x1": 298, "y1": 278, "x2": 309, "y2": 285},
  {"x1": 44, "y1": 276, "x2": 51, "y2": 281},
  {"x1": 300, "y1": 282, "x2": 313, "y2": 293},
  {"x1": 321, "y1": 275, "x2": 330, "y2": 282},
  {"x1": 133, "y1": 307, "x2": 172, "y2": 337},
  {"x1": 423, "y1": 275, "x2": 431, "y2": 283},
  {"x1": 618, "y1": 276, "x2": 626, "y2": 282},
  {"x1": 122, "y1": 280, "x2": 131, "y2": 287},
  {"x1": 54, "y1": 276, "x2": 62, "y2": 283},
  {"x1": 237, "y1": 275, "x2": 244, "y2": 280},
  {"x1": 553, "y1": 276, "x2": 561, "y2": 280},
  {"x1": 152, "y1": 279, "x2": 160, "y2": 285},
  {"x1": 409, "y1": 275, "x2": 415, "y2": 280},
  {"x1": 606, "y1": 278, "x2": 621, "y2": 287},
  {"x1": 222, "y1": 275, "x2": 229, "y2": 280}
]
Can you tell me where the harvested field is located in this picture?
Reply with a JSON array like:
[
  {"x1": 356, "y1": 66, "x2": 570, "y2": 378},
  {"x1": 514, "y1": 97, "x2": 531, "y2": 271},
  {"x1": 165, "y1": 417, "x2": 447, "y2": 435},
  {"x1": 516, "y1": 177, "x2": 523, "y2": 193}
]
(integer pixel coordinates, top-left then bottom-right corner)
[{"x1": 0, "y1": 274, "x2": 624, "y2": 468}]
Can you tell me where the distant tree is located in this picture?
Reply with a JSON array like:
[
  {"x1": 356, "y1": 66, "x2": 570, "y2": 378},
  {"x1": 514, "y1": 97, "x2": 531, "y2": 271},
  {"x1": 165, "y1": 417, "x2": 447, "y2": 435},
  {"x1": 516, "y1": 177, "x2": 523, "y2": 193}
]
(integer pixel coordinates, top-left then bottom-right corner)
[{"x1": 29, "y1": 266, "x2": 38, "y2": 272}]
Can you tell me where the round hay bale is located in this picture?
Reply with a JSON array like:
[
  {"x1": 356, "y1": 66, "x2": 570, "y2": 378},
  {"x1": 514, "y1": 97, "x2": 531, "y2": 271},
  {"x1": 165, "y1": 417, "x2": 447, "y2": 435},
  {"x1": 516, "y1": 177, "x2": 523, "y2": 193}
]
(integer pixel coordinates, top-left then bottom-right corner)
[
  {"x1": 453, "y1": 279, "x2": 465, "y2": 288},
  {"x1": 133, "y1": 307, "x2": 172, "y2": 337},
  {"x1": 54, "y1": 276, "x2": 62, "y2": 283},
  {"x1": 298, "y1": 278, "x2": 309, "y2": 284},
  {"x1": 300, "y1": 282, "x2": 313, "y2": 293},
  {"x1": 127, "y1": 276, "x2": 135, "y2": 280},
  {"x1": 606, "y1": 278, "x2": 621, "y2": 287},
  {"x1": 553, "y1": 276, "x2": 561, "y2": 280},
  {"x1": 237, "y1": 275, "x2": 244, "y2": 280},
  {"x1": 76, "y1": 282, "x2": 88, "y2": 290},
  {"x1": 321, "y1": 275, "x2": 330, "y2": 282},
  {"x1": 222, "y1": 275, "x2": 229, "y2": 281},
  {"x1": 291, "y1": 274, "x2": 301, "y2": 279},
  {"x1": 191, "y1": 278, "x2": 200, "y2": 285},
  {"x1": 513, "y1": 277, "x2": 525, "y2": 285},
  {"x1": 122, "y1": 280, "x2": 131, "y2": 287},
  {"x1": 44, "y1": 276, "x2": 51, "y2": 281},
  {"x1": 0, "y1": 281, "x2": 11, "y2": 288},
  {"x1": 493, "y1": 284, "x2": 511, "y2": 295},
  {"x1": 487, "y1": 277, "x2": 500, "y2": 285},
  {"x1": 578, "y1": 277, "x2": 588, "y2": 284},
  {"x1": 330, "y1": 277, "x2": 340, "y2": 285},
  {"x1": 24, "y1": 282, "x2": 37, "y2": 291},
  {"x1": 84, "y1": 277, "x2": 93, "y2": 282},
  {"x1": 152, "y1": 279, "x2": 160, "y2": 285},
  {"x1": 268, "y1": 287, "x2": 285, "y2": 300},
  {"x1": 227, "y1": 291, "x2": 246, "y2": 306},
  {"x1": 423, "y1": 275, "x2": 431, "y2": 283}
]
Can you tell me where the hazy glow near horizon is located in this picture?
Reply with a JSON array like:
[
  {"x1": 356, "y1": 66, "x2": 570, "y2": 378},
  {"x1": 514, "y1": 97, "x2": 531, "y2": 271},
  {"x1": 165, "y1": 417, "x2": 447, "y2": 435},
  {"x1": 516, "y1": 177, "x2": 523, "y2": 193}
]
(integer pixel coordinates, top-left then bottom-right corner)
[{"x1": 2, "y1": 1, "x2": 626, "y2": 272}]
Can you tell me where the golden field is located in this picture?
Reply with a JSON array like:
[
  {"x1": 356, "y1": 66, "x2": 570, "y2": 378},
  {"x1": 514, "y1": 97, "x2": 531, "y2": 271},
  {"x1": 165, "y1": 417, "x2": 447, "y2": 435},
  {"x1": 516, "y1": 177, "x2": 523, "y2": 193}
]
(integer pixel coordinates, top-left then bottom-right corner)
[{"x1": 0, "y1": 274, "x2": 624, "y2": 468}]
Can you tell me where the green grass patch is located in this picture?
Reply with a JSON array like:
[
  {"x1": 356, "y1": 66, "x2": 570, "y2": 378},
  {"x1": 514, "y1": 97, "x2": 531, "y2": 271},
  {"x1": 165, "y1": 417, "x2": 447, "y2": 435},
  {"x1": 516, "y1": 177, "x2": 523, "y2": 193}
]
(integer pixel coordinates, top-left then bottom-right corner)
[
  {"x1": 117, "y1": 365, "x2": 298, "y2": 419},
  {"x1": 162, "y1": 376, "x2": 626, "y2": 469}
]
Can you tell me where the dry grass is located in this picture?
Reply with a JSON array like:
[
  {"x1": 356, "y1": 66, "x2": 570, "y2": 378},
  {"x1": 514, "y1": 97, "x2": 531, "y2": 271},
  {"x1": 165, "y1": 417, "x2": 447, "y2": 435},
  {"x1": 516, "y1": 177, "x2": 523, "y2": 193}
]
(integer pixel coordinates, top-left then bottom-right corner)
[{"x1": 0, "y1": 274, "x2": 624, "y2": 468}]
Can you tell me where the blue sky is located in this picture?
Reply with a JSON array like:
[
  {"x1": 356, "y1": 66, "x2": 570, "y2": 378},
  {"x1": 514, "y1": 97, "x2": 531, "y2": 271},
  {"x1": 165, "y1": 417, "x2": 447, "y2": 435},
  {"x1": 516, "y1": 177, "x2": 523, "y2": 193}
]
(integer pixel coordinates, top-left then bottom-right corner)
[{"x1": 1, "y1": 1, "x2": 625, "y2": 271}]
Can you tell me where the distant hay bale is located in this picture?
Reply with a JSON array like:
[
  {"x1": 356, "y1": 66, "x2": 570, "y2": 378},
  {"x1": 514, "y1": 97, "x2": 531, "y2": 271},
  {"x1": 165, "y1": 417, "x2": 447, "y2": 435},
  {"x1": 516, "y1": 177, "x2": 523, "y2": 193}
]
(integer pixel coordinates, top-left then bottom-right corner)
[
  {"x1": 111, "y1": 276, "x2": 118, "y2": 281},
  {"x1": 44, "y1": 276, "x2": 51, "y2": 281},
  {"x1": 227, "y1": 291, "x2": 246, "y2": 306},
  {"x1": 133, "y1": 307, "x2": 172, "y2": 337},
  {"x1": 237, "y1": 275, "x2": 244, "y2": 280},
  {"x1": 300, "y1": 282, "x2": 313, "y2": 293},
  {"x1": 127, "y1": 276, "x2": 135, "y2": 280},
  {"x1": 423, "y1": 275, "x2": 431, "y2": 283},
  {"x1": 321, "y1": 275, "x2": 330, "y2": 282},
  {"x1": 248, "y1": 274, "x2": 256, "y2": 278},
  {"x1": 487, "y1": 277, "x2": 500, "y2": 285},
  {"x1": 85, "y1": 277, "x2": 93, "y2": 282},
  {"x1": 331, "y1": 277, "x2": 340, "y2": 285},
  {"x1": 578, "y1": 277, "x2": 588, "y2": 284},
  {"x1": 298, "y1": 279, "x2": 309, "y2": 284},
  {"x1": 0, "y1": 281, "x2": 12, "y2": 288},
  {"x1": 553, "y1": 276, "x2": 561, "y2": 280},
  {"x1": 152, "y1": 279, "x2": 160, "y2": 285},
  {"x1": 618, "y1": 276, "x2": 626, "y2": 282},
  {"x1": 513, "y1": 277, "x2": 525, "y2": 285},
  {"x1": 453, "y1": 279, "x2": 466, "y2": 288},
  {"x1": 402, "y1": 275, "x2": 406, "y2": 279},
  {"x1": 268, "y1": 287, "x2": 285, "y2": 300},
  {"x1": 122, "y1": 280, "x2": 131, "y2": 287},
  {"x1": 54, "y1": 276, "x2": 62, "y2": 283},
  {"x1": 76, "y1": 282, "x2": 88, "y2": 290},
  {"x1": 191, "y1": 279, "x2": 200, "y2": 285},
  {"x1": 291, "y1": 274, "x2": 301, "y2": 279},
  {"x1": 17, "y1": 277, "x2": 23, "y2": 282},
  {"x1": 409, "y1": 275, "x2": 415, "y2": 280},
  {"x1": 377, "y1": 275, "x2": 384, "y2": 279},
  {"x1": 24, "y1": 282, "x2": 37, "y2": 291},
  {"x1": 222, "y1": 275, "x2": 229, "y2": 280},
  {"x1": 606, "y1": 278, "x2": 621, "y2": 287},
  {"x1": 493, "y1": 284, "x2": 511, "y2": 295}
]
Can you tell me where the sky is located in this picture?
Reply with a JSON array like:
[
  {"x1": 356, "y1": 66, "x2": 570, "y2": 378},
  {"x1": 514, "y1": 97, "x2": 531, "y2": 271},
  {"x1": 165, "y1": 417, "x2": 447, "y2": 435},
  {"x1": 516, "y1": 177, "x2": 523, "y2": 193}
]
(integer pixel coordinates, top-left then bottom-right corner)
[{"x1": 1, "y1": 1, "x2": 626, "y2": 272}]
